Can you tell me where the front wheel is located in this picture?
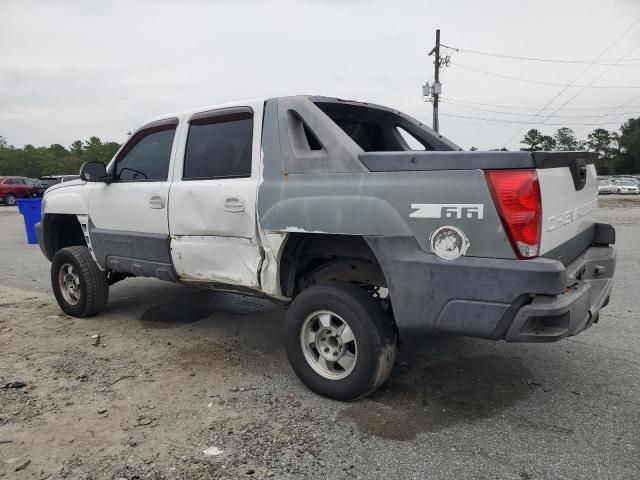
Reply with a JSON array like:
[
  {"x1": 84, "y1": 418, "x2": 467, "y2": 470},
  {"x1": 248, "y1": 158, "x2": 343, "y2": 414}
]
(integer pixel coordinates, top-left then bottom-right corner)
[
  {"x1": 51, "y1": 246, "x2": 109, "y2": 317},
  {"x1": 285, "y1": 282, "x2": 397, "y2": 401},
  {"x1": 617, "y1": 188, "x2": 622, "y2": 194},
  {"x1": 4, "y1": 194, "x2": 16, "y2": 206}
]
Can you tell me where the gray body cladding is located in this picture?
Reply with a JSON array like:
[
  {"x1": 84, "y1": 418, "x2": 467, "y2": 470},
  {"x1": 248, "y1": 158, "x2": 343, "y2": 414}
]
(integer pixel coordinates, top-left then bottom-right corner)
[{"x1": 258, "y1": 96, "x2": 514, "y2": 259}]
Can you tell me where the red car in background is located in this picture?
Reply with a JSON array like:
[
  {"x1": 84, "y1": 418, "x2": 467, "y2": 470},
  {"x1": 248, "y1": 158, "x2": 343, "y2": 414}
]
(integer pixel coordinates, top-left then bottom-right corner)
[{"x1": 0, "y1": 176, "x2": 37, "y2": 206}]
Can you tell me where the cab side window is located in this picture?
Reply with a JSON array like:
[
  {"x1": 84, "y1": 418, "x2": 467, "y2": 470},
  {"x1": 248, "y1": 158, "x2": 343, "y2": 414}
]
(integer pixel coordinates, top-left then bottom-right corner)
[
  {"x1": 115, "y1": 124, "x2": 177, "y2": 182},
  {"x1": 183, "y1": 109, "x2": 253, "y2": 180}
]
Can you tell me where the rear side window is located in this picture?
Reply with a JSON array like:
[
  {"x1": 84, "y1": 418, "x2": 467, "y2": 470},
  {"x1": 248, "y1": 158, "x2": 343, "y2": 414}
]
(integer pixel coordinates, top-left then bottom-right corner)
[
  {"x1": 396, "y1": 126, "x2": 427, "y2": 151},
  {"x1": 183, "y1": 110, "x2": 253, "y2": 180},
  {"x1": 333, "y1": 120, "x2": 385, "y2": 151},
  {"x1": 115, "y1": 125, "x2": 176, "y2": 182},
  {"x1": 314, "y1": 101, "x2": 440, "y2": 152}
]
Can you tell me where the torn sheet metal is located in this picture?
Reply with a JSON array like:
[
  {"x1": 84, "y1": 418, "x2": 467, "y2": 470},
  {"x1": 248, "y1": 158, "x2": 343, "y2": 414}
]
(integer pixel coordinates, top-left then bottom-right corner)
[{"x1": 171, "y1": 235, "x2": 262, "y2": 288}]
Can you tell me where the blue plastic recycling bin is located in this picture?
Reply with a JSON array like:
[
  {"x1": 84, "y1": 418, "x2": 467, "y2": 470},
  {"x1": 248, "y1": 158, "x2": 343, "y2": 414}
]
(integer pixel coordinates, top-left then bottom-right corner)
[{"x1": 16, "y1": 198, "x2": 42, "y2": 244}]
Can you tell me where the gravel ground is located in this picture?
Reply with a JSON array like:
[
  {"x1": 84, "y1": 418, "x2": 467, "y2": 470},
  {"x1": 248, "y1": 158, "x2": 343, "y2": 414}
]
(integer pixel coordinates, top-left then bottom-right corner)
[{"x1": 1, "y1": 198, "x2": 639, "y2": 479}]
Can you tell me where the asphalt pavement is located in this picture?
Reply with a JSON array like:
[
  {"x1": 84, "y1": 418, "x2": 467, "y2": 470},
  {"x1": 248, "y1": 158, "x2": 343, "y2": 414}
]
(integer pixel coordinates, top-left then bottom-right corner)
[{"x1": 0, "y1": 202, "x2": 639, "y2": 479}]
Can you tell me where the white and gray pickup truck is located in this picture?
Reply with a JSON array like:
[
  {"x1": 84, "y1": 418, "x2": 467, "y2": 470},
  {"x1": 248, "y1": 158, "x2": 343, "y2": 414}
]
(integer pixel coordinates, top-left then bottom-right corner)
[{"x1": 36, "y1": 95, "x2": 616, "y2": 400}]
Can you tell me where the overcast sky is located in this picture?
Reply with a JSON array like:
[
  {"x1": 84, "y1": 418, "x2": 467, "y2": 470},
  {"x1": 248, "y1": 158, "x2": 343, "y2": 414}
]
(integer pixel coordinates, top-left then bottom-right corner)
[{"x1": 2, "y1": 0, "x2": 640, "y2": 150}]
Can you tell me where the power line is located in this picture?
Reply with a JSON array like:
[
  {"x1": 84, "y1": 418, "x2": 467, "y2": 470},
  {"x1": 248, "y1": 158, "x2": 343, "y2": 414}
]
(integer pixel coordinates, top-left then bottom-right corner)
[
  {"x1": 536, "y1": 42, "x2": 640, "y2": 127},
  {"x1": 502, "y1": 15, "x2": 640, "y2": 148},
  {"x1": 441, "y1": 97, "x2": 636, "y2": 111},
  {"x1": 441, "y1": 44, "x2": 640, "y2": 66},
  {"x1": 441, "y1": 99, "x2": 639, "y2": 118},
  {"x1": 452, "y1": 62, "x2": 640, "y2": 88},
  {"x1": 575, "y1": 93, "x2": 640, "y2": 135},
  {"x1": 441, "y1": 112, "x2": 629, "y2": 126}
]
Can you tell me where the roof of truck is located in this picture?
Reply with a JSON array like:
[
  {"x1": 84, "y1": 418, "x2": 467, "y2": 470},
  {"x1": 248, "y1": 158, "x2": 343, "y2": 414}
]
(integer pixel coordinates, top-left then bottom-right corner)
[
  {"x1": 140, "y1": 95, "x2": 384, "y2": 127},
  {"x1": 144, "y1": 97, "x2": 268, "y2": 126}
]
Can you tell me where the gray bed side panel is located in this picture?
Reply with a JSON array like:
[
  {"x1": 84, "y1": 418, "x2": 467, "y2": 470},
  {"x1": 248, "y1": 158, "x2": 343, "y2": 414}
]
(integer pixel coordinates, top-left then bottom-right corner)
[{"x1": 259, "y1": 99, "x2": 514, "y2": 258}]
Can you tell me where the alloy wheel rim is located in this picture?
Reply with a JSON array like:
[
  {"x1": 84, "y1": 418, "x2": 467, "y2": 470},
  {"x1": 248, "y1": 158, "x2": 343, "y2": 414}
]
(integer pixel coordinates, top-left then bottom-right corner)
[
  {"x1": 300, "y1": 310, "x2": 357, "y2": 380},
  {"x1": 58, "y1": 263, "x2": 81, "y2": 305}
]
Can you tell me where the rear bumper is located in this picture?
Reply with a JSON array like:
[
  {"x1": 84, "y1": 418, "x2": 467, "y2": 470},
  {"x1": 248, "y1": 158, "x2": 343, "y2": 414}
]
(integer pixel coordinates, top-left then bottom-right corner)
[
  {"x1": 366, "y1": 226, "x2": 616, "y2": 342},
  {"x1": 505, "y1": 245, "x2": 614, "y2": 342}
]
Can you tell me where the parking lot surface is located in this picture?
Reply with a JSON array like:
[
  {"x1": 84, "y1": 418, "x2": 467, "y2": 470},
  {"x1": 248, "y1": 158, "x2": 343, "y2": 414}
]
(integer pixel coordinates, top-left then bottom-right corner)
[{"x1": 1, "y1": 198, "x2": 639, "y2": 479}]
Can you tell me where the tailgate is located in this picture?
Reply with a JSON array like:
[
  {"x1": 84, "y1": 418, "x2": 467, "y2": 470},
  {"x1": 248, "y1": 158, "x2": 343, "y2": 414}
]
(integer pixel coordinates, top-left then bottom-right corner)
[{"x1": 533, "y1": 152, "x2": 598, "y2": 255}]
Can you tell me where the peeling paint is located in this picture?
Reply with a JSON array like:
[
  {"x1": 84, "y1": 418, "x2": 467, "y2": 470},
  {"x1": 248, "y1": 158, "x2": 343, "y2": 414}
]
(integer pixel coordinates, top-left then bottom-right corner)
[
  {"x1": 258, "y1": 232, "x2": 288, "y2": 299},
  {"x1": 280, "y1": 226, "x2": 329, "y2": 234}
]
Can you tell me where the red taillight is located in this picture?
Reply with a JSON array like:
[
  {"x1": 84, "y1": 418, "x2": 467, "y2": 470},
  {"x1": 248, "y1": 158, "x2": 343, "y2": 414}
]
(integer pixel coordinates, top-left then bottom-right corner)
[{"x1": 485, "y1": 169, "x2": 541, "y2": 259}]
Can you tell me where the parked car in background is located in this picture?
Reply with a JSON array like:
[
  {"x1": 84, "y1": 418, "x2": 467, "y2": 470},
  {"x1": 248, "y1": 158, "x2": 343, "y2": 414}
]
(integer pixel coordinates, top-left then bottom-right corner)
[
  {"x1": 598, "y1": 179, "x2": 614, "y2": 195},
  {"x1": 34, "y1": 175, "x2": 80, "y2": 197},
  {"x1": 0, "y1": 176, "x2": 37, "y2": 205},
  {"x1": 612, "y1": 179, "x2": 640, "y2": 194}
]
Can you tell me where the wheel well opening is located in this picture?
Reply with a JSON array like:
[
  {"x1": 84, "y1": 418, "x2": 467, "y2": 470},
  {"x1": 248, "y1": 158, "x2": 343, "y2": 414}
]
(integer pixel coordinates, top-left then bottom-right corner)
[
  {"x1": 279, "y1": 233, "x2": 387, "y2": 297},
  {"x1": 43, "y1": 214, "x2": 86, "y2": 259}
]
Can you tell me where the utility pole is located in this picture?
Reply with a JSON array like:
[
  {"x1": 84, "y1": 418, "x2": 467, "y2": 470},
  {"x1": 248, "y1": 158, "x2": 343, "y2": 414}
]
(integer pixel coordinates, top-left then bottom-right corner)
[{"x1": 428, "y1": 29, "x2": 442, "y2": 132}]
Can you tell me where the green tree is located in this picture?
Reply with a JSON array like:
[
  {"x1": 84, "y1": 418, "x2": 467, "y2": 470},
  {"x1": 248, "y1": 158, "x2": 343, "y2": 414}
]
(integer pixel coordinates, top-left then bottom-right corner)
[
  {"x1": 0, "y1": 136, "x2": 121, "y2": 178},
  {"x1": 553, "y1": 127, "x2": 580, "y2": 151},
  {"x1": 83, "y1": 136, "x2": 120, "y2": 163},
  {"x1": 70, "y1": 140, "x2": 83, "y2": 156},
  {"x1": 586, "y1": 128, "x2": 617, "y2": 174},
  {"x1": 614, "y1": 117, "x2": 640, "y2": 174},
  {"x1": 520, "y1": 129, "x2": 544, "y2": 151},
  {"x1": 540, "y1": 135, "x2": 556, "y2": 151}
]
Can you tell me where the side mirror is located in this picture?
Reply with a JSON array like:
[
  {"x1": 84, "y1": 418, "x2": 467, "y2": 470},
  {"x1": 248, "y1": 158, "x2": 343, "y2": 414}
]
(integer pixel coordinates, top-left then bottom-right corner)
[{"x1": 79, "y1": 161, "x2": 110, "y2": 183}]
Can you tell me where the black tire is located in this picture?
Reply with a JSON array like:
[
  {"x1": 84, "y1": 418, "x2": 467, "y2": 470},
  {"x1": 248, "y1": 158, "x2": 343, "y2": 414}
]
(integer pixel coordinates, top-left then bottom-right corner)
[
  {"x1": 4, "y1": 194, "x2": 16, "y2": 206},
  {"x1": 617, "y1": 188, "x2": 622, "y2": 194},
  {"x1": 51, "y1": 246, "x2": 109, "y2": 317},
  {"x1": 285, "y1": 282, "x2": 397, "y2": 401}
]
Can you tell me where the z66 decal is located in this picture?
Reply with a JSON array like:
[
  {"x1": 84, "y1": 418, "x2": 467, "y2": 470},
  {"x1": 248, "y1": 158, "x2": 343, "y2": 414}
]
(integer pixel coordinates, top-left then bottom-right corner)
[{"x1": 409, "y1": 203, "x2": 484, "y2": 220}]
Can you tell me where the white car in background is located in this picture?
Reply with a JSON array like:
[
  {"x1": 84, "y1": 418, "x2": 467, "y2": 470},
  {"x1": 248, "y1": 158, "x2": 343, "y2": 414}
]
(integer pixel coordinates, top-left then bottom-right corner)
[
  {"x1": 598, "y1": 180, "x2": 614, "y2": 195},
  {"x1": 612, "y1": 179, "x2": 640, "y2": 194}
]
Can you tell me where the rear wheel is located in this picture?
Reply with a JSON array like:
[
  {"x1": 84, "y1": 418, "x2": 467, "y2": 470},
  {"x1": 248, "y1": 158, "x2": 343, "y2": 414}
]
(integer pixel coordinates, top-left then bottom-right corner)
[
  {"x1": 285, "y1": 282, "x2": 396, "y2": 401},
  {"x1": 4, "y1": 194, "x2": 16, "y2": 206},
  {"x1": 617, "y1": 188, "x2": 622, "y2": 194},
  {"x1": 51, "y1": 246, "x2": 109, "y2": 317}
]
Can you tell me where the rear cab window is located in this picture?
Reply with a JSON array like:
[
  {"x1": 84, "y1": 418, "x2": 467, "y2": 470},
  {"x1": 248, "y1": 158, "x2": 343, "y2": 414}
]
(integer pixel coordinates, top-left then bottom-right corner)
[{"x1": 183, "y1": 107, "x2": 253, "y2": 180}]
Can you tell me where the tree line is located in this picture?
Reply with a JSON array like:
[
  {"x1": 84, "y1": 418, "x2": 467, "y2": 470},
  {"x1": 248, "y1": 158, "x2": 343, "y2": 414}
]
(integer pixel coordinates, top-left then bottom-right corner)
[
  {"x1": 2, "y1": 116, "x2": 640, "y2": 178},
  {"x1": 471, "y1": 117, "x2": 640, "y2": 175},
  {"x1": 0, "y1": 136, "x2": 120, "y2": 179}
]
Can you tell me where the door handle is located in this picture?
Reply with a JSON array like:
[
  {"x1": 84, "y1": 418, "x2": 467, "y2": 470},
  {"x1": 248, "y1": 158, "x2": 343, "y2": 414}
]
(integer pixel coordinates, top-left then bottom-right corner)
[
  {"x1": 149, "y1": 195, "x2": 166, "y2": 209},
  {"x1": 224, "y1": 196, "x2": 245, "y2": 212}
]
